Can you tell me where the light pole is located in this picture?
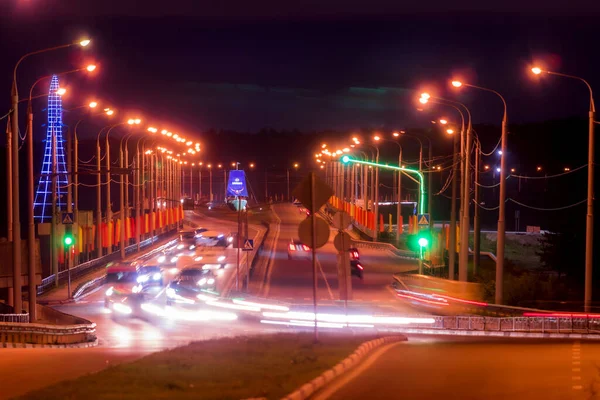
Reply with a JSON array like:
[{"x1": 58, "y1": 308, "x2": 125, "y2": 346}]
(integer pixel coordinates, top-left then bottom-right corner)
[
  {"x1": 452, "y1": 80, "x2": 507, "y2": 301},
  {"x1": 208, "y1": 164, "x2": 213, "y2": 203},
  {"x1": 9, "y1": 38, "x2": 90, "y2": 313},
  {"x1": 368, "y1": 139, "x2": 381, "y2": 239},
  {"x1": 288, "y1": 163, "x2": 299, "y2": 202},
  {"x1": 384, "y1": 134, "x2": 404, "y2": 243},
  {"x1": 421, "y1": 93, "x2": 472, "y2": 282},
  {"x1": 531, "y1": 67, "x2": 595, "y2": 311}
]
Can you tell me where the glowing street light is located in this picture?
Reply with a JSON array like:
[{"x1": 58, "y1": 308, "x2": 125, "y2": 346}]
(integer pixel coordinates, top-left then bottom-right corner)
[
  {"x1": 249, "y1": 163, "x2": 255, "y2": 168},
  {"x1": 451, "y1": 80, "x2": 463, "y2": 87},
  {"x1": 392, "y1": 131, "x2": 400, "y2": 137},
  {"x1": 56, "y1": 87, "x2": 66, "y2": 96},
  {"x1": 439, "y1": 119, "x2": 448, "y2": 125},
  {"x1": 79, "y1": 39, "x2": 91, "y2": 47},
  {"x1": 373, "y1": 135, "x2": 381, "y2": 141},
  {"x1": 293, "y1": 163, "x2": 299, "y2": 168},
  {"x1": 86, "y1": 64, "x2": 97, "y2": 72},
  {"x1": 88, "y1": 101, "x2": 98, "y2": 108},
  {"x1": 531, "y1": 67, "x2": 542, "y2": 75},
  {"x1": 446, "y1": 129, "x2": 454, "y2": 135}
]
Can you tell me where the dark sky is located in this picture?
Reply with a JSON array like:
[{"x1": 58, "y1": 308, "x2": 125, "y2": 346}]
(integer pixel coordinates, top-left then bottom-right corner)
[{"x1": 1, "y1": 0, "x2": 599, "y2": 137}]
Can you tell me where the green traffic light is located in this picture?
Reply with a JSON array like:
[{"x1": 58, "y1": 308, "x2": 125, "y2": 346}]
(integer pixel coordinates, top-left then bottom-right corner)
[
  {"x1": 418, "y1": 237, "x2": 429, "y2": 247},
  {"x1": 64, "y1": 236, "x2": 74, "y2": 246},
  {"x1": 341, "y1": 155, "x2": 350, "y2": 163}
]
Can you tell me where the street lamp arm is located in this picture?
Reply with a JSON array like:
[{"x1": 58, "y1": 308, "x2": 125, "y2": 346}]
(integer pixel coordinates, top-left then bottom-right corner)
[
  {"x1": 464, "y1": 83, "x2": 508, "y2": 122},
  {"x1": 546, "y1": 71, "x2": 595, "y2": 112},
  {"x1": 13, "y1": 43, "x2": 74, "y2": 86}
]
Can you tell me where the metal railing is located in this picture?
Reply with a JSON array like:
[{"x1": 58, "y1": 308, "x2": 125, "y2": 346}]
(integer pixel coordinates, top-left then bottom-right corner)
[
  {"x1": 408, "y1": 315, "x2": 600, "y2": 334},
  {"x1": 38, "y1": 229, "x2": 178, "y2": 295},
  {"x1": 0, "y1": 314, "x2": 29, "y2": 323}
]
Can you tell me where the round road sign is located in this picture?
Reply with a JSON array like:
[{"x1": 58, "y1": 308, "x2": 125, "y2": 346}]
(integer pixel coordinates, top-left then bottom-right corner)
[
  {"x1": 298, "y1": 216, "x2": 330, "y2": 249},
  {"x1": 333, "y1": 231, "x2": 352, "y2": 252}
]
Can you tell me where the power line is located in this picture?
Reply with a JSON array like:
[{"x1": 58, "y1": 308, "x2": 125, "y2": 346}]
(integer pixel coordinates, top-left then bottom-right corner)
[
  {"x1": 508, "y1": 198, "x2": 587, "y2": 211},
  {"x1": 509, "y1": 164, "x2": 587, "y2": 180}
]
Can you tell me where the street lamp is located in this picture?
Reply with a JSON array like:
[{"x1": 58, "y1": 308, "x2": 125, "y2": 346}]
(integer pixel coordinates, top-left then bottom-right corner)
[
  {"x1": 451, "y1": 79, "x2": 508, "y2": 304},
  {"x1": 531, "y1": 66, "x2": 595, "y2": 311}
]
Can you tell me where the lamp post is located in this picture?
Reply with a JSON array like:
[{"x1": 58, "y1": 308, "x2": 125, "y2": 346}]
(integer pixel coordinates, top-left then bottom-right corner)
[
  {"x1": 452, "y1": 80, "x2": 507, "y2": 301},
  {"x1": 208, "y1": 164, "x2": 213, "y2": 202},
  {"x1": 9, "y1": 38, "x2": 90, "y2": 313},
  {"x1": 531, "y1": 67, "x2": 595, "y2": 311},
  {"x1": 385, "y1": 134, "x2": 404, "y2": 242},
  {"x1": 288, "y1": 163, "x2": 299, "y2": 202}
]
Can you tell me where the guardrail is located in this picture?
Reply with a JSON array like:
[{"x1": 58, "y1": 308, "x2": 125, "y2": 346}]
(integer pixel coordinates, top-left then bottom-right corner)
[
  {"x1": 408, "y1": 315, "x2": 600, "y2": 334},
  {"x1": 0, "y1": 314, "x2": 29, "y2": 323},
  {"x1": 0, "y1": 320, "x2": 96, "y2": 345},
  {"x1": 38, "y1": 229, "x2": 178, "y2": 296}
]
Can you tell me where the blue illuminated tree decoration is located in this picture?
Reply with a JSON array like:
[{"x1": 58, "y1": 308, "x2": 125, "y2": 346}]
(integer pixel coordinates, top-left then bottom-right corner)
[{"x1": 34, "y1": 75, "x2": 69, "y2": 223}]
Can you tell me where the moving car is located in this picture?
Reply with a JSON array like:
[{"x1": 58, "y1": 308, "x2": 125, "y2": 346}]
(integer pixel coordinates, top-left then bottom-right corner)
[
  {"x1": 194, "y1": 227, "x2": 208, "y2": 237},
  {"x1": 349, "y1": 247, "x2": 360, "y2": 260},
  {"x1": 179, "y1": 229, "x2": 197, "y2": 244},
  {"x1": 105, "y1": 262, "x2": 139, "y2": 284},
  {"x1": 350, "y1": 260, "x2": 364, "y2": 279},
  {"x1": 166, "y1": 266, "x2": 219, "y2": 305},
  {"x1": 288, "y1": 239, "x2": 311, "y2": 260},
  {"x1": 195, "y1": 230, "x2": 228, "y2": 247},
  {"x1": 136, "y1": 265, "x2": 164, "y2": 287}
]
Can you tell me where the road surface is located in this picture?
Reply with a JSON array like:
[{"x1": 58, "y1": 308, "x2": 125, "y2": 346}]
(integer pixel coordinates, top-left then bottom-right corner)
[
  {"x1": 261, "y1": 203, "x2": 418, "y2": 310},
  {"x1": 316, "y1": 336, "x2": 597, "y2": 400}
]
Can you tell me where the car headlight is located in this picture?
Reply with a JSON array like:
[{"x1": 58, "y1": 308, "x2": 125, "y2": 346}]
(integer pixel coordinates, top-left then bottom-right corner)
[
  {"x1": 198, "y1": 278, "x2": 207, "y2": 286},
  {"x1": 217, "y1": 269, "x2": 225, "y2": 276},
  {"x1": 105, "y1": 287, "x2": 114, "y2": 296},
  {"x1": 228, "y1": 237, "x2": 233, "y2": 243},
  {"x1": 153, "y1": 273, "x2": 162, "y2": 280},
  {"x1": 157, "y1": 255, "x2": 166, "y2": 263},
  {"x1": 177, "y1": 244, "x2": 184, "y2": 250},
  {"x1": 218, "y1": 234, "x2": 224, "y2": 238},
  {"x1": 170, "y1": 256, "x2": 179, "y2": 263},
  {"x1": 189, "y1": 245, "x2": 195, "y2": 250},
  {"x1": 218, "y1": 256, "x2": 226, "y2": 262},
  {"x1": 207, "y1": 278, "x2": 215, "y2": 285},
  {"x1": 137, "y1": 275, "x2": 149, "y2": 283},
  {"x1": 132, "y1": 284, "x2": 143, "y2": 293},
  {"x1": 194, "y1": 256, "x2": 203, "y2": 262},
  {"x1": 166, "y1": 287, "x2": 176, "y2": 298}
]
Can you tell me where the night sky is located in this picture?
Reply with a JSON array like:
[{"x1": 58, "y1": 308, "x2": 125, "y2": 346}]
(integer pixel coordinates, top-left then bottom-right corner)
[{"x1": 0, "y1": 0, "x2": 599, "y2": 233}]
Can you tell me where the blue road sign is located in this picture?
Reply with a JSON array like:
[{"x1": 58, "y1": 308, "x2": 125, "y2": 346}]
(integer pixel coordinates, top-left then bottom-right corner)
[
  {"x1": 417, "y1": 213, "x2": 430, "y2": 226},
  {"x1": 227, "y1": 170, "x2": 249, "y2": 197},
  {"x1": 61, "y1": 212, "x2": 74, "y2": 224},
  {"x1": 242, "y1": 239, "x2": 254, "y2": 251}
]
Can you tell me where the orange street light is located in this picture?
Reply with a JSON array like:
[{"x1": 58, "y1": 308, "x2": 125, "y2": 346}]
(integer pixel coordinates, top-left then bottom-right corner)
[
  {"x1": 88, "y1": 101, "x2": 98, "y2": 108},
  {"x1": 451, "y1": 80, "x2": 463, "y2": 88},
  {"x1": 392, "y1": 131, "x2": 400, "y2": 137},
  {"x1": 420, "y1": 92, "x2": 430, "y2": 99},
  {"x1": 321, "y1": 143, "x2": 327, "y2": 148},
  {"x1": 531, "y1": 67, "x2": 542, "y2": 75},
  {"x1": 439, "y1": 119, "x2": 448, "y2": 125},
  {"x1": 86, "y1": 64, "x2": 96, "y2": 72},
  {"x1": 293, "y1": 163, "x2": 299, "y2": 168},
  {"x1": 446, "y1": 128, "x2": 454, "y2": 135},
  {"x1": 217, "y1": 164, "x2": 222, "y2": 168},
  {"x1": 80, "y1": 39, "x2": 91, "y2": 47},
  {"x1": 419, "y1": 97, "x2": 428, "y2": 104},
  {"x1": 373, "y1": 135, "x2": 381, "y2": 141},
  {"x1": 510, "y1": 168, "x2": 516, "y2": 173},
  {"x1": 56, "y1": 87, "x2": 66, "y2": 96},
  {"x1": 564, "y1": 167, "x2": 571, "y2": 172},
  {"x1": 105, "y1": 109, "x2": 114, "y2": 116},
  {"x1": 249, "y1": 163, "x2": 255, "y2": 168},
  {"x1": 484, "y1": 165, "x2": 490, "y2": 170},
  {"x1": 537, "y1": 166, "x2": 542, "y2": 171}
]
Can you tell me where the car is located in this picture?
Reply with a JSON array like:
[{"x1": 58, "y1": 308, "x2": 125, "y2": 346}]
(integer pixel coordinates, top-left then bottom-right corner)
[
  {"x1": 195, "y1": 230, "x2": 228, "y2": 247},
  {"x1": 194, "y1": 227, "x2": 208, "y2": 237},
  {"x1": 288, "y1": 239, "x2": 311, "y2": 260},
  {"x1": 349, "y1": 247, "x2": 360, "y2": 260},
  {"x1": 104, "y1": 283, "x2": 146, "y2": 316},
  {"x1": 136, "y1": 265, "x2": 164, "y2": 287},
  {"x1": 105, "y1": 262, "x2": 139, "y2": 284},
  {"x1": 179, "y1": 229, "x2": 196, "y2": 244},
  {"x1": 350, "y1": 260, "x2": 364, "y2": 279},
  {"x1": 166, "y1": 267, "x2": 219, "y2": 305}
]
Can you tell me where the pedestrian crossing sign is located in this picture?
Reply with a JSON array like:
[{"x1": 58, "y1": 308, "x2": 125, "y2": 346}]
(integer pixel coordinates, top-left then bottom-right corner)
[
  {"x1": 61, "y1": 212, "x2": 74, "y2": 225},
  {"x1": 243, "y1": 239, "x2": 254, "y2": 251},
  {"x1": 417, "y1": 213, "x2": 430, "y2": 226}
]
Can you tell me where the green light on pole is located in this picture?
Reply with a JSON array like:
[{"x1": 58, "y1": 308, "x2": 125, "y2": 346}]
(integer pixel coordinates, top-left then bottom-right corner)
[
  {"x1": 64, "y1": 235, "x2": 74, "y2": 246},
  {"x1": 418, "y1": 237, "x2": 429, "y2": 248},
  {"x1": 339, "y1": 156, "x2": 425, "y2": 214}
]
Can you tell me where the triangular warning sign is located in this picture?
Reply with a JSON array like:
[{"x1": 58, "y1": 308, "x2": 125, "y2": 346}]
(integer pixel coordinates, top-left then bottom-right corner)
[
  {"x1": 244, "y1": 240, "x2": 253, "y2": 249},
  {"x1": 418, "y1": 215, "x2": 429, "y2": 225},
  {"x1": 62, "y1": 214, "x2": 73, "y2": 224}
]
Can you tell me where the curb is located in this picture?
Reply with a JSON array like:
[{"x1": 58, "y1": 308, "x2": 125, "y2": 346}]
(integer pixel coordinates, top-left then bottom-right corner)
[
  {"x1": 0, "y1": 338, "x2": 99, "y2": 349},
  {"x1": 281, "y1": 335, "x2": 407, "y2": 400}
]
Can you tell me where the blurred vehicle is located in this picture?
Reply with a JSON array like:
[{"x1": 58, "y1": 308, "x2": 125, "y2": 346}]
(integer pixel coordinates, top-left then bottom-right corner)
[
  {"x1": 166, "y1": 266, "x2": 219, "y2": 305},
  {"x1": 349, "y1": 247, "x2": 360, "y2": 260},
  {"x1": 288, "y1": 239, "x2": 311, "y2": 260},
  {"x1": 179, "y1": 229, "x2": 197, "y2": 243},
  {"x1": 136, "y1": 265, "x2": 164, "y2": 287},
  {"x1": 104, "y1": 283, "x2": 147, "y2": 316},
  {"x1": 194, "y1": 227, "x2": 208, "y2": 237},
  {"x1": 182, "y1": 197, "x2": 194, "y2": 210},
  {"x1": 195, "y1": 230, "x2": 228, "y2": 247},
  {"x1": 350, "y1": 260, "x2": 364, "y2": 279},
  {"x1": 105, "y1": 262, "x2": 139, "y2": 284}
]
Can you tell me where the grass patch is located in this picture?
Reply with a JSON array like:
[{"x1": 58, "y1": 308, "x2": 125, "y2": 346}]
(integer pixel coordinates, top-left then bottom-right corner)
[
  {"x1": 474, "y1": 233, "x2": 541, "y2": 268},
  {"x1": 19, "y1": 333, "x2": 376, "y2": 400}
]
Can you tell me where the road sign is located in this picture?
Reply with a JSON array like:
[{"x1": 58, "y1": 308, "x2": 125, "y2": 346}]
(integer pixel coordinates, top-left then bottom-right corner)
[
  {"x1": 61, "y1": 212, "x2": 74, "y2": 225},
  {"x1": 242, "y1": 239, "x2": 254, "y2": 251},
  {"x1": 298, "y1": 216, "x2": 330, "y2": 249},
  {"x1": 332, "y1": 211, "x2": 352, "y2": 231},
  {"x1": 227, "y1": 170, "x2": 248, "y2": 197},
  {"x1": 333, "y1": 231, "x2": 352, "y2": 252},
  {"x1": 292, "y1": 173, "x2": 333, "y2": 214},
  {"x1": 417, "y1": 213, "x2": 430, "y2": 226}
]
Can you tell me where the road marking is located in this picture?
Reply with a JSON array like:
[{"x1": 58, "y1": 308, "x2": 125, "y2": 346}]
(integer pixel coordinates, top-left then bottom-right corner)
[
  {"x1": 261, "y1": 207, "x2": 282, "y2": 298},
  {"x1": 316, "y1": 258, "x2": 335, "y2": 300},
  {"x1": 312, "y1": 341, "x2": 404, "y2": 400}
]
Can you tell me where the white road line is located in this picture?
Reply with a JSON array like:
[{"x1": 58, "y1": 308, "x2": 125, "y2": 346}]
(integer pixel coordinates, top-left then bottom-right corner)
[
  {"x1": 316, "y1": 258, "x2": 335, "y2": 300},
  {"x1": 312, "y1": 341, "x2": 405, "y2": 400},
  {"x1": 261, "y1": 207, "x2": 282, "y2": 298}
]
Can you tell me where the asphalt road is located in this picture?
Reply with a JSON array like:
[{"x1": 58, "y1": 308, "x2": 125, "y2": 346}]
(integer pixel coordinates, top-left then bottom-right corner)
[
  {"x1": 316, "y1": 336, "x2": 598, "y2": 400},
  {"x1": 262, "y1": 203, "x2": 418, "y2": 310}
]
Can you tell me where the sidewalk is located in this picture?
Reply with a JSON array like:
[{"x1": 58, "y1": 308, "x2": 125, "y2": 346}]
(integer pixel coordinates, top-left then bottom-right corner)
[{"x1": 38, "y1": 234, "x2": 180, "y2": 304}]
